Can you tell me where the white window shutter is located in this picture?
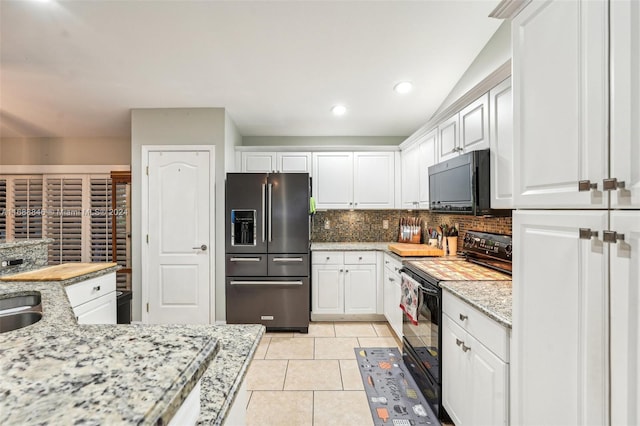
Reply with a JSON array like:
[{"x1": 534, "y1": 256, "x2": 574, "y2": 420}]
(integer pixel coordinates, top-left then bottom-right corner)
[
  {"x1": 0, "y1": 179, "x2": 6, "y2": 240},
  {"x1": 89, "y1": 177, "x2": 112, "y2": 263},
  {"x1": 11, "y1": 177, "x2": 43, "y2": 240},
  {"x1": 45, "y1": 176, "x2": 84, "y2": 264}
]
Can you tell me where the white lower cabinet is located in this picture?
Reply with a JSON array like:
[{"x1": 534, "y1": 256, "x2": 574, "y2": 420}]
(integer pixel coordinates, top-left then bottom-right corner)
[
  {"x1": 442, "y1": 290, "x2": 509, "y2": 426},
  {"x1": 312, "y1": 251, "x2": 378, "y2": 316},
  {"x1": 65, "y1": 272, "x2": 117, "y2": 325},
  {"x1": 382, "y1": 253, "x2": 402, "y2": 338},
  {"x1": 168, "y1": 381, "x2": 201, "y2": 426}
]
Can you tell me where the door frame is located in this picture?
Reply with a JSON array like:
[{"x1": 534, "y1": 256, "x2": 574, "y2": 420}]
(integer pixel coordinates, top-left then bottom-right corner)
[{"x1": 141, "y1": 145, "x2": 216, "y2": 324}]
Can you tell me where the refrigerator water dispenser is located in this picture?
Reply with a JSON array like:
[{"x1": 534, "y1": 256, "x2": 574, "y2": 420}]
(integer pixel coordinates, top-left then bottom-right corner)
[{"x1": 231, "y1": 209, "x2": 257, "y2": 246}]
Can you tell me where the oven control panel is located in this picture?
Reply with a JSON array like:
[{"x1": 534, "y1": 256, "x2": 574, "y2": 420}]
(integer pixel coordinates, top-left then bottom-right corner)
[{"x1": 463, "y1": 231, "x2": 512, "y2": 261}]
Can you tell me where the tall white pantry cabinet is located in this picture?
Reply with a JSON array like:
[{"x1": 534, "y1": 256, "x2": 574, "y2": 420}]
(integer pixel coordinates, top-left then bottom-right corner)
[{"x1": 511, "y1": 1, "x2": 639, "y2": 425}]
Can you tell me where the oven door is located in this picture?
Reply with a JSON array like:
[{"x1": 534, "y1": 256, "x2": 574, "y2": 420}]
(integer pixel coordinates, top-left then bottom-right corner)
[{"x1": 401, "y1": 271, "x2": 442, "y2": 417}]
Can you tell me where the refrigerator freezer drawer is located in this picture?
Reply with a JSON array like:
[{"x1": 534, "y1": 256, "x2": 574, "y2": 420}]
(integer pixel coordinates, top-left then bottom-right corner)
[
  {"x1": 268, "y1": 254, "x2": 309, "y2": 277},
  {"x1": 225, "y1": 277, "x2": 310, "y2": 331},
  {"x1": 226, "y1": 254, "x2": 267, "y2": 276}
]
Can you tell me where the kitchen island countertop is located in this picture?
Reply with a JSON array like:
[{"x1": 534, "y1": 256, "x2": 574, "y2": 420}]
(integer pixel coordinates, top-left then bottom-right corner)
[{"x1": 0, "y1": 270, "x2": 264, "y2": 425}]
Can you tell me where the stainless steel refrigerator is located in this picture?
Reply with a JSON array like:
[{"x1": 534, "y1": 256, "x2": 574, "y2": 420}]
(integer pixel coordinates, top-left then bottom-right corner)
[{"x1": 225, "y1": 173, "x2": 310, "y2": 333}]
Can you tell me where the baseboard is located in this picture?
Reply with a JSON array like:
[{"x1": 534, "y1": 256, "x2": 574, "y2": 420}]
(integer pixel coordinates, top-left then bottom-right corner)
[{"x1": 310, "y1": 313, "x2": 386, "y2": 322}]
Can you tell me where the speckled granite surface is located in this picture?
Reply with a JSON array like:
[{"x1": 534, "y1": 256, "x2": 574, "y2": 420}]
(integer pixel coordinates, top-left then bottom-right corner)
[
  {"x1": 440, "y1": 280, "x2": 512, "y2": 328},
  {"x1": 197, "y1": 324, "x2": 264, "y2": 425},
  {"x1": 0, "y1": 271, "x2": 263, "y2": 425},
  {"x1": 311, "y1": 242, "x2": 394, "y2": 251},
  {"x1": 0, "y1": 238, "x2": 52, "y2": 276}
]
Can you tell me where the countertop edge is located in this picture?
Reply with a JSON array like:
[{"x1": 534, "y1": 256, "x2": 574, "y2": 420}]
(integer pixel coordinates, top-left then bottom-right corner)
[
  {"x1": 212, "y1": 326, "x2": 266, "y2": 426},
  {"x1": 440, "y1": 282, "x2": 512, "y2": 328}
]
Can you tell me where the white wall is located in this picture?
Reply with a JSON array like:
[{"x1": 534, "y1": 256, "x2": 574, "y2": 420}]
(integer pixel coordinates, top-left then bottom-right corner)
[
  {"x1": 430, "y1": 20, "x2": 511, "y2": 121},
  {"x1": 131, "y1": 108, "x2": 228, "y2": 322},
  {"x1": 0, "y1": 137, "x2": 130, "y2": 165}
]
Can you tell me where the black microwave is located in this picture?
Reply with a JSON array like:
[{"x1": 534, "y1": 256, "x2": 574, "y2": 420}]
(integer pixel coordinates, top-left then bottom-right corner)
[{"x1": 428, "y1": 149, "x2": 491, "y2": 215}]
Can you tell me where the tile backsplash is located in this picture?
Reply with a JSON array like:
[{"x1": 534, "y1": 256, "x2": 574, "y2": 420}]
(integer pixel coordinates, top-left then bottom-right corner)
[{"x1": 311, "y1": 210, "x2": 512, "y2": 250}]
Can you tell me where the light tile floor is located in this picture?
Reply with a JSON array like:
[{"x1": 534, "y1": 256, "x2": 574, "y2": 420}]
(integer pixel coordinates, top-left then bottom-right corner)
[{"x1": 245, "y1": 321, "x2": 401, "y2": 426}]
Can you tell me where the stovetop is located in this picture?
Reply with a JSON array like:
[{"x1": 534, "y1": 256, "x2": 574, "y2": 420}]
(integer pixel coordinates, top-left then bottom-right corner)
[{"x1": 405, "y1": 258, "x2": 511, "y2": 282}]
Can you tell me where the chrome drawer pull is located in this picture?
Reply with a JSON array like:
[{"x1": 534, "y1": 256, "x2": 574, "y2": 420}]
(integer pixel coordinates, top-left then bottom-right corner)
[
  {"x1": 459, "y1": 314, "x2": 468, "y2": 321},
  {"x1": 273, "y1": 257, "x2": 303, "y2": 262},
  {"x1": 230, "y1": 257, "x2": 261, "y2": 262},
  {"x1": 230, "y1": 280, "x2": 303, "y2": 286},
  {"x1": 455, "y1": 338, "x2": 463, "y2": 347},
  {"x1": 93, "y1": 286, "x2": 101, "y2": 291},
  {"x1": 461, "y1": 343, "x2": 471, "y2": 352}
]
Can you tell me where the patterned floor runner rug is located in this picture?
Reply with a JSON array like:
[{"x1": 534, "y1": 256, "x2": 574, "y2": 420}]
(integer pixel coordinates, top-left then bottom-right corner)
[{"x1": 355, "y1": 347, "x2": 440, "y2": 426}]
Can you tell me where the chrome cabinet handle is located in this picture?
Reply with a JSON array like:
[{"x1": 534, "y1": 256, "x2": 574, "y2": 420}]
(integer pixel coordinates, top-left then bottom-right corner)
[
  {"x1": 273, "y1": 257, "x2": 303, "y2": 262},
  {"x1": 192, "y1": 244, "x2": 207, "y2": 251},
  {"x1": 461, "y1": 343, "x2": 471, "y2": 352},
  {"x1": 455, "y1": 338, "x2": 463, "y2": 347},
  {"x1": 230, "y1": 257, "x2": 261, "y2": 262},
  {"x1": 93, "y1": 286, "x2": 101, "y2": 291},
  {"x1": 578, "y1": 180, "x2": 598, "y2": 192},
  {"x1": 459, "y1": 314, "x2": 468, "y2": 321}
]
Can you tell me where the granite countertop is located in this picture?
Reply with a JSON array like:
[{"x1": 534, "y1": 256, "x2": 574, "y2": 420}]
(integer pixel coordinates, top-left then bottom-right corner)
[
  {"x1": 440, "y1": 280, "x2": 512, "y2": 328},
  {"x1": 0, "y1": 238, "x2": 53, "y2": 249},
  {"x1": 311, "y1": 241, "x2": 394, "y2": 251},
  {"x1": 0, "y1": 269, "x2": 264, "y2": 425}
]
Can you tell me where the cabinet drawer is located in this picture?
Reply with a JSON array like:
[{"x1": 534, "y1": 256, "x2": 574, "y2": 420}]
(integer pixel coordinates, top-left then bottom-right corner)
[
  {"x1": 268, "y1": 254, "x2": 309, "y2": 276},
  {"x1": 443, "y1": 290, "x2": 509, "y2": 361},
  {"x1": 383, "y1": 253, "x2": 402, "y2": 274},
  {"x1": 65, "y1": 273, "x2": 116, "y2": 308},
  {"x1": 312, "y1": 251, "x2": 343, "y2": 265},
  {"x1": 226, "y1": 254, "x2": 268, "y2": 276},
  {"x1": 344, "y1": 251, "x2": 376, "y2": 265}
]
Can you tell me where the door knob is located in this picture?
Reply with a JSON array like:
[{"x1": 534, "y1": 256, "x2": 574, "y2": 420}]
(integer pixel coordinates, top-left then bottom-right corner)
[{"x1": 193, "y1": 244, "x2": 208, "y2": 251}]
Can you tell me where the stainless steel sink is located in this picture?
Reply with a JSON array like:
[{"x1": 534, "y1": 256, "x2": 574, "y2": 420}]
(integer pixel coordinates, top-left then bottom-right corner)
[
  {"x1": 0, "y1": 311, "x2": 43, "y2": 333},
  {"x1": 0, "y1": 292, "x2": 43, "y2": 332},
  {"x1": 0, "y1": 294, "x2": 41, "y2": 314}
]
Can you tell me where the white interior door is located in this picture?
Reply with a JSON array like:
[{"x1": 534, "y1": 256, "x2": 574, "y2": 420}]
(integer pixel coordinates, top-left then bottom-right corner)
[{"x1": 146, "y1": 148, "x2": 212, "y2": 324}]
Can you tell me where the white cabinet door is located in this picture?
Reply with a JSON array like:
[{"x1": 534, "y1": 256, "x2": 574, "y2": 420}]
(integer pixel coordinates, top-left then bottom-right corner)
[
  {"x1": 468, "y1": 331, "x2": 509, "y2": 426},
  {"x1": 241, "y1": 152, "x2": 276, "y2": 173},
  {"x1": 610, "y1": 211, "x2": 640, "y2": 426},
  {"x1": 512, "y1": 0, "x2": 608, "y2": 208},
  {"x1": 401, "y1": 144, "x2": 420, "y2": 209},
  {"x1": 459, "y1": 93, "x2": 489, "y2": 153},
  {"x1": 442, "y1": 314, "x2": 468, "y2": 426},
  {"x1": 438, "y1": 114, "x2": 460, "y2": 162},
  {"x1": 344, "y1": 264, "x2": 377, "y2": 314},
  {"x1": 353, "y1": 152, "x2": 394, "y2": 209},
  {"x1": 313, "y1": 152, "x2": 354, "y2": 209},
  {"x1": 610, "y1": 0, "x2": 640, "y2": 209},
  {"x1": 512, "y1": 210, "x2": 608, "y2": 426},
  {"x1": 73, "y1": 291, "x2": 117, "y2": 325},
  {"x1": 418, "y1": 130, "x2": 437, "y2": 208},
  {"x1": 277, "y1": 152, "x2": 312, "y2": 175},
  {"x1": 489, "y1": 78, "x2": 514, "y2": 209},
  {"x1": 312, "y1": 264, "x2": 344, "y2": 314},
  {"x1": 383, "y1": 267, "x2": 402, "y2": 337}
]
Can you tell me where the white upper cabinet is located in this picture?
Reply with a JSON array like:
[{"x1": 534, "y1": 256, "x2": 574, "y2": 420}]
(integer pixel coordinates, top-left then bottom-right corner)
[
  {"x1": 241, "y1": 151, "x2": 311, "y2": 174},
  {"x1": 437, "y1": 114, "x2": 460, "y2": 162},
  {"x1": 512, "y1": 0, "x2": 608, "y2": 208},
  {"x1": 353, "y1": 152, "x2": 395, "y2": 209},
  {"x1": 401, "y1": 143, "x2": 420, "y2": 209},
  {"x1": 313, "y1": 151, "x2": 395, "y2": 209},
  {"x1": 241, "y1": 152, "x2": 277, "y2": 173},
  {"x1": 489, "y1": 78, "x2": 514, "y2": 209},
  {"x1": 459, "y1": 93, "x2": 490, "y2": 153},
  {"x1": 610, "y1": 0, "x2": 640, "y2": 208},
  {"x1": 437, "y1": 93, "x2": 489, "y2": 164},
  {"x1": 401, "y1": 129, "x2": 437, "y2": 209},
  {"x1": 277, "y1": 152, "x2": 312, "y2": 174},
  {"x1": 313, "y1": 152, "x2": 354, "y2": 209}
]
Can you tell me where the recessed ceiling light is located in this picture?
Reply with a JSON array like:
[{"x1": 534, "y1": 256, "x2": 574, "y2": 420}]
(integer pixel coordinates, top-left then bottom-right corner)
[
  {"x1": 331, "y1": 105, "x2": 347, "y2": 116},
  {"x1": 394, "y1": 81, "x2": 414, "y2": 94}
]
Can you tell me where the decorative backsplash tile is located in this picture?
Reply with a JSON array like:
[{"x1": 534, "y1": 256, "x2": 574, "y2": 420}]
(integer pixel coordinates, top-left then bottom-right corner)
[{"x1": 311, "y1": 210, "x2": 512, "y2": 252}]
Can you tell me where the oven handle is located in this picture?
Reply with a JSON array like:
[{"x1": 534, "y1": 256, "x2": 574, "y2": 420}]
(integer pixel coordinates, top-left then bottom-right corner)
[{"x1": 400, "y1": 271, "x2": 439, "y2": 296}]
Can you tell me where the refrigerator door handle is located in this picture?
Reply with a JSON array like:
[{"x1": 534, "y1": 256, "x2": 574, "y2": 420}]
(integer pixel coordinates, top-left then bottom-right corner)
[
  {"x1": 268, "y1": 183, "x2": 273, "y2": 242},
  {"x1": 261, "y1": 183, "x2": 266, "y2": 243},
  {"x1": 272, "y1": 257, "x2": 304, "y2": 262},
  {"x1": 229, "y1": 257, "x2": 262, "y2": 262},
  {"x1": 229, "y1": 280, "x2": 304, "y2": 286}
]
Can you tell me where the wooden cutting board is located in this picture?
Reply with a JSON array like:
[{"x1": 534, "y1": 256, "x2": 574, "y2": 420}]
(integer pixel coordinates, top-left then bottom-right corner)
[
  {"x1": 0, "y1": 263, "x2": 118, "y2": 281},
  {"x1": 388, "y1": 243, "x2": 444, "y2": 257}
]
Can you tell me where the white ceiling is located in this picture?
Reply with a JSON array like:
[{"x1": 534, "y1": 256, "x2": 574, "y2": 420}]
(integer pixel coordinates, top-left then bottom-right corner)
[{"x1": 0, "y1": 0, "x2": 501, "y2": 139}]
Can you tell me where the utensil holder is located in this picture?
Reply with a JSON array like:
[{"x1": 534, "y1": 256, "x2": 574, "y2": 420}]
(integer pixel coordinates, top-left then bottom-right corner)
[{"x1": 447, "y1": 236, "x2": 458, "y2": 256}]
